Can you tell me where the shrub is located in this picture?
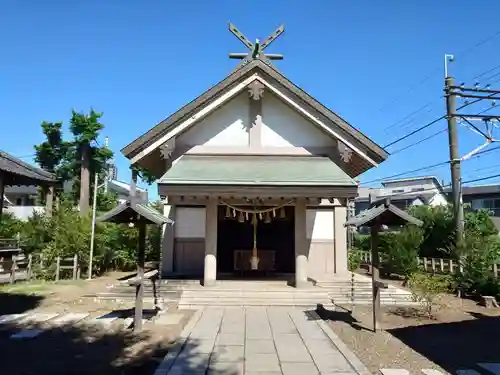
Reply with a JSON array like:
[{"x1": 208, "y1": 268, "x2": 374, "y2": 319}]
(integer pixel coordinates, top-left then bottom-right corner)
[
  {"x1": 0, "y1": 212, "x2": 22, "y2": 239},
  {"x1": 408, "y1": 272, "x2": 453, "y2": 318},
  {"x1": 353, "y1": 233, "x2": 370, "y2": 251},
  {"x1": 455, "y1": 233, "x2": 500, "y2": 299},
  {"x1": 382, "y1": 225, "x2": 423, "y2": 279},
  {"x1": 348, "y1": 249, "x2": 363, "y2": 272}
]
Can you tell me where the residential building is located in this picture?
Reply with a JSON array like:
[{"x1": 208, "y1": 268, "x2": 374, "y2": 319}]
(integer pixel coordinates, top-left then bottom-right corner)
[
  {"x1": 355, "y1": 176, "x2": 447, "y2": 215},
  {"x1": 0, "y1": 151, "x2": 56, "y2": 220},
  {"x1": 460, "y1": 184, "x2": 500, "y2": 217},
  {"x1": 4, "y1": 162, "x2": 147, "y2": 220},
  {"x1": 4, "y1": 185, "x2": 44, "y2": 220}
]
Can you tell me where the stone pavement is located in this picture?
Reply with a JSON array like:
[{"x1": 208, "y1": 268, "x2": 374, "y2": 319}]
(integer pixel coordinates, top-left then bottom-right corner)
[{"x1": 155, "y1": 307, "x2": 368, "y2": 375}]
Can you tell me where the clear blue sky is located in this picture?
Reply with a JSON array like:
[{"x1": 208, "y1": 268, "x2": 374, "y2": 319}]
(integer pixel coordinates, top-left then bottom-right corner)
[{"x1": 2, "y1": 0, "x2": 500, "y2": 199}]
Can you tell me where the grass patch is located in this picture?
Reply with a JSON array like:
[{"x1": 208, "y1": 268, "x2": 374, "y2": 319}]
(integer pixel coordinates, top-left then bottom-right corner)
[{"x1": 0, "y1": 281, "x2": 52, "y2": 295}]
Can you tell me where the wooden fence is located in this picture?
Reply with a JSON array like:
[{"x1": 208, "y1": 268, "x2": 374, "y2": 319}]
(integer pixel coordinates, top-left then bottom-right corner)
[
  {"x1": 0, "y1": 254, "x2": 33, "y2": 283},
  {"x1": 353, "y1": 250, "x2": 500, "y2": 279},
  {"x1": 0, "y1": 253, "x2": 82, "y2": 284}
]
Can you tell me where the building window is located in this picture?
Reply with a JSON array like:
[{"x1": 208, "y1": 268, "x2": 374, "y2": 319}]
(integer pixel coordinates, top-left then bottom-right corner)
[
  {"x1": 392, "y1": 189, "x2": 404, "y2": 193},
  {"x1": 470, "y1": 198, "x2": 500, "y2": 216},
  {"x1": 16, "y1": 198, "x2": 22, "y2": 206},
  {"x1": 411, "y1": 187, "x2": 425, "y2": 192}
]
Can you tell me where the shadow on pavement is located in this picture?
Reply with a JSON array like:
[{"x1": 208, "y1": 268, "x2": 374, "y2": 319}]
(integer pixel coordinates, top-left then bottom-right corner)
[
  {"x1": 387, "y1": 311, "x2": 500, "y2": 374},
  {"x1": 0, "y1": 291, "x2": 44, "y2": 314},
  {"x1": 0, "y1": 293, "x2": 240, "y2": 375},
  {"x1": 307, "y1": 304, "x2": 371, "y2": 332}
]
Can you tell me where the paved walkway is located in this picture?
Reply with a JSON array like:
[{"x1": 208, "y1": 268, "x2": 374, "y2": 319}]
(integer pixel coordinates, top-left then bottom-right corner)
[{"x1": 157, "y1": 307, "x2": 366, "y2": 375}]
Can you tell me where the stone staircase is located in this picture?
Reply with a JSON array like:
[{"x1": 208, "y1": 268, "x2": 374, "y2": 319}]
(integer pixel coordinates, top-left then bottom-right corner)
[
  {"x1": 93, "y1": 276, "x2": 417, "y2": 308},
  {"x1": 314, "y1": 277, "x2": 417, "y2": 305}
]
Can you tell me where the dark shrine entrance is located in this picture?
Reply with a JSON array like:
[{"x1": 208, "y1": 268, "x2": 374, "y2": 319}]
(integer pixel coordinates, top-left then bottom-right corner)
[{"x1": 216, "y1": 205, "x2": 295, "y2": 278}]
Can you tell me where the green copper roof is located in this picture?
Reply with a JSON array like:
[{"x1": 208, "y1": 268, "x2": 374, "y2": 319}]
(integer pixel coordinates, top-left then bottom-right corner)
[{"x1": 159, "y1": 155, "x2": 356, "y2": 186}]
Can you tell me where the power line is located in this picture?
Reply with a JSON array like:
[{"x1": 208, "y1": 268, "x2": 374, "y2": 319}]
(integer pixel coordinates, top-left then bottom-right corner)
[
  {"x1": 360, "y1": 160, "x2": 451, "y2": 186},
  {"x1": 463, "y1": 173, "x2": 500, "y2": 185},
  {"x1": 390, "y1": 127, "x2": 447, "y2": 155},
  {"x1": 383, "y1": 91, "x2": 499, "y2": 149},
  {"x1": 383, "y1": 115, "x2": 445, "y2": 148},
  {"x1": 377, "y1": 28, "x2": 500, "y2": 114},
  {"x1": 360, "y1": 143, "x2": 500, "y2": 187},
  {"x1": 382, "y1": 102, "x2": 434, "y2": 133},
  {"x1": 471, "y1": 64, "x2": 500, "y2": 82}
]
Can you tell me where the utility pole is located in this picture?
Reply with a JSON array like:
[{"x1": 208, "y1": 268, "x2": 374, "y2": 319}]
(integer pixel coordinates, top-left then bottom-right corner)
[
  {"x1": 443, "y1": 57, "x2": 500, "y2": 244},
  {"x1": 445, "y1": 76, "x2": 464, "y2": 244}
]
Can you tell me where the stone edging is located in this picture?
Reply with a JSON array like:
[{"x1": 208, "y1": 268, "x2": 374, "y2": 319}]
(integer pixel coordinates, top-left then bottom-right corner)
[
  {"x1": 152, "y1": 308, "x2": 204, "y2": 375},
  {"x1": 309, "y1": 310, "x2": 373, "y2": 375}
]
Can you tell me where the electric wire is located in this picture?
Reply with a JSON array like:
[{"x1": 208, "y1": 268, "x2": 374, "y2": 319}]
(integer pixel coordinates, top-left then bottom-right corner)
[
  {"x1": 360, "y1": 144, "x2": 500, "y2": 187},
  {"x1": 377, "y1": 28, "x2": 500, "y2": 113}
]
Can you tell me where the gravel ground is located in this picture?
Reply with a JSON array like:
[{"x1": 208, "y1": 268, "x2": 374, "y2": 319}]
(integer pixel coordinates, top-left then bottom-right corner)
[{"x1": 321, "y1": 293, "x2": 500, "y2": 375}]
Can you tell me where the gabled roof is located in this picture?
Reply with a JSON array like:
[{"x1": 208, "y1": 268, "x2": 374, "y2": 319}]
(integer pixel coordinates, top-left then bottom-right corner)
[
  {"x1": 121, "y1": 59, "x2": 388, "y2": 178},
  {"x1": 97, "y1": 199, "x2": 173, "y2": 225},
  {"x1": 0, "y1": 151, "x2": 56, "y2": 186},
  {"x1": 345, "y1": 199, "x2": 423, "y2": 227}
]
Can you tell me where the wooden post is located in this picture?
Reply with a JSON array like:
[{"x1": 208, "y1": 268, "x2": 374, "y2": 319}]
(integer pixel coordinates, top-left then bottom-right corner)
[
  {"x1": 440, "y1": 258, "x2": 444, "y2": 273},
  {"x1": 493, "y1": 263, "x2": 498, "y2": 279},
  {"x1": 371, "y1": 221, "x2": 381, "y2": 332},
  {"x1": 423, "y1": 257, "x2": 428, "y2": 271},
  {"x1": 134, "y1": 222, "x2": 146, "y2": 332},
  {"x1": 431, "y1": 258, "x2": 436, "y2": 273},
  {"x1": 73, "y1": 254, "x2": 78, "y2": 280},
  {"x1": 45, "y1": 185, "x2": 54, "y2": 218},
  {"x1": 27, "y1": 254, "x2": 32, "y2": 280},
  {"x1": 10, "y1": 258, "x2": 16, "y2": 284},
  {"x1": 55, "y1": 256, "x2": 61, "y2": 281},
  {"x1": 449, "y1": 259, "x2": 454, "y2": 273}
]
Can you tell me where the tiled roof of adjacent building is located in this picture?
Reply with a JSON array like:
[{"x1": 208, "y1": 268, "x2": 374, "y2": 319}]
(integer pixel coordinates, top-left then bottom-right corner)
[{"x1": 0, "y1": 151, "x2": 56, "y2": 185}]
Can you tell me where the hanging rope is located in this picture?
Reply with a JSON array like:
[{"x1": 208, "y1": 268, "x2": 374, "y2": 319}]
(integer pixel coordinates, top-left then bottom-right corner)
[{"x1": 219, "y1": 200, "x2": 293, "y2": 215}]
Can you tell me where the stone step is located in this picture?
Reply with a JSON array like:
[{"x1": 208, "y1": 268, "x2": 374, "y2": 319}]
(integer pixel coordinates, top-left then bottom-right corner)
[{"x1": 177, "y1": 299, "x2": 334, "y2": 308}]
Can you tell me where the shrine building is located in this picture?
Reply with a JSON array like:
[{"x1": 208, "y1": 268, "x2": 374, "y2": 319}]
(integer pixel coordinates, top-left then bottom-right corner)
[{"x1": 121, "y1": 24, "x2": 388, "y2": 287}]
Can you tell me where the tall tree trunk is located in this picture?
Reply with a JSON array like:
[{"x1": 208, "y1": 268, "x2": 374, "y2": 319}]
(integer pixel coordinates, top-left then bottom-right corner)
[{"x1": 79, "y1": 143, "x2": 90, "y2": 215}]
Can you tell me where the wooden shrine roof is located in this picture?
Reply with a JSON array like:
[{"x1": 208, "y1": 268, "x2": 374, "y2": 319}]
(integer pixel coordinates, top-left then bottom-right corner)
[
  {"x1": 345, "y1": 198, "x2": 423, "y2": 227},
  {"x1": 121, "y1": 59, "x2": 388, "y2": 178},
  {"x1": 97, "y1": 199, "x2": 173, "y2": 225},
  {"x1": 0, "y1": 151, "x2": 56, "y2": 186}
]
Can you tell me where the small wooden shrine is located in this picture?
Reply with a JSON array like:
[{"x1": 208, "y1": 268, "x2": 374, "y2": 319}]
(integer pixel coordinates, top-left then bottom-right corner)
[{"x1": 345, "y1": 197, "x2": 422, "y2": 331}]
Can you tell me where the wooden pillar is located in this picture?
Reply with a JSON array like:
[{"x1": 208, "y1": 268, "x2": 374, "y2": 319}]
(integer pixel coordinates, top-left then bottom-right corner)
[
  {"x1": 294, "y1": 198, "x2": 308, "y2": 288},
  {"x1": 130, "y1": 169, "x2": 138, "y2": 207},
  {"x1": 0, "y1": 172, "x2": 4, "y2": 221},
  {"x1": 161, "y1": 202, "x2": 175, "y2": 275},
  {"x1": 371, "y1": 220, "x2": 381, "y2": 332},
  {"x1": 204, "y1": 198, "x2": 218, "y2": 287},
  {"x1": 45, "y1": 185, "x2": 54, "y2": 217},
  {"x1": 134, "y1": 221, "x2": 146, "y2": 331},
  {"x1": 334, "y1": 204, "x2": 348, "y2": 274}
]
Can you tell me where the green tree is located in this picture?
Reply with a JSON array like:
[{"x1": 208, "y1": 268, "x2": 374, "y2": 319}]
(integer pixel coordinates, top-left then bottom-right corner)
[
  {"x1": 455, "y1": 232, "x2": 500, "y2": 298},
  {"x1": 382, "y1": 225, "x2": 423, "y2": 279},
  {"x1": 69, "y1": 109, "x2": 112, "y2": 215},
  {"x1": 34, "y1": 110, "x2": 113, "y2": 212},
  {"x1": 409, "y1": 205, "x2": 455, "y2": 257},
  {"x1": 131, "y1": 164, "x2": 157, "y2": 185},
  {"x1": 464, "y1": 209, "x2": 498, "y2": 237}
]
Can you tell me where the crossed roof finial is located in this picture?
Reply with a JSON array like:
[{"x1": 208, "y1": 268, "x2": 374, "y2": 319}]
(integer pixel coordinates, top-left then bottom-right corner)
[{"x1": 228, "y1": 23, "x2": 285, "y2": 68}]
